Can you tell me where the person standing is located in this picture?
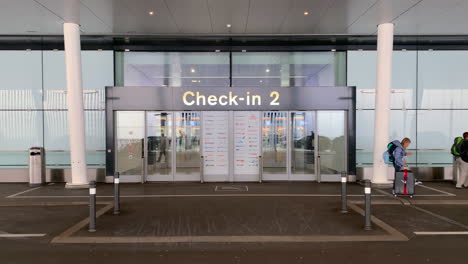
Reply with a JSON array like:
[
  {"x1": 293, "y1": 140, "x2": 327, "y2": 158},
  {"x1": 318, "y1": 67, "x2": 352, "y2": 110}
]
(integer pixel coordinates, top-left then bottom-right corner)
[
  {"x1": 457, "y1": 132, "x2": 468, "y2": 188},
  {"x1": 391, "y1": 138, "x2": 412, "y2": 172},
  {"x1": 452, "y1": 136, "x2": 464, "y2": 188},
  {"x1": 157, "y1": 133, "x2": 168, "y2": 163}
]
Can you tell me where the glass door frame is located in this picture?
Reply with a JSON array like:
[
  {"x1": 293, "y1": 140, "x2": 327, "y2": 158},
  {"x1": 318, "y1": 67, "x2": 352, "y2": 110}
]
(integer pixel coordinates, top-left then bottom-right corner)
[
  {"x1": 261, "y1": 111, "x2": 290, "y2": 181},
  {"x1": 144, "y1": 111, "x2": 176, "y2": 182},
  {"x1": 114, "y1": 111, "x2": 145, "y2": 183},
  {"x1": 289, "y1": 111, "x2": 318, "y2": 181},
  {"x1": 316, "y1": 110, "x2": 348, "y2": 182}
]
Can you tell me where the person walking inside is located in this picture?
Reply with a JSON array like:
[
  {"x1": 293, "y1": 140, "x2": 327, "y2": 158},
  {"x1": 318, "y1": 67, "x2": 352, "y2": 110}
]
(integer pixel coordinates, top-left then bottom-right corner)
[
  {"x1": 157, "y1": 133, "x2": 168, "y2": 163},
  {"x1": 457, "y1": 132, "x2": 468, "y2": 188}
]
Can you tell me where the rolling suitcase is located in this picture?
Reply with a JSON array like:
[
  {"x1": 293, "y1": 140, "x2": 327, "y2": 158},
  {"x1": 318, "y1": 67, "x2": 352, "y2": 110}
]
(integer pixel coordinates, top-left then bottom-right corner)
[{"x1": 393, "y1": 169, "x2": 415, "y2": 198}]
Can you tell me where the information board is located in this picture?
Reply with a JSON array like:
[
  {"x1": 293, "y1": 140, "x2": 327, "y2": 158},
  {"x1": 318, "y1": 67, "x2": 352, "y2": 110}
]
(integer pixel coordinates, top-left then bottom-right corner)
[
  {"x1": 234, "y1": 112, "x2": 260, "y2": 175},
  {"x1": 202, "y1": 111, "x2": 229, "y2": 175}
]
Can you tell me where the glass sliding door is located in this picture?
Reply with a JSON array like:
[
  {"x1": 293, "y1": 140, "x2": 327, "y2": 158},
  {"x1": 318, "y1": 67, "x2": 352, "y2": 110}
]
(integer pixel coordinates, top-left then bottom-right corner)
[
  {"x1": 174, "y1": 112, "x2": 202, "y2": 181},
  {"x1": 317, "y1": 111, "x2": 346, "y2": 181},
  {"x1": 115, "y1": 111, "x2": 145, "y2": 182},
  {"x1": 146, "y1": 112, "x2": 173, "y2": 181},
  {"x1": 290, "y1": 111, "x2": 316, "y2": 181},
  {"x1": 262, "y1": 112, "x2": 288, "y2": 180}
]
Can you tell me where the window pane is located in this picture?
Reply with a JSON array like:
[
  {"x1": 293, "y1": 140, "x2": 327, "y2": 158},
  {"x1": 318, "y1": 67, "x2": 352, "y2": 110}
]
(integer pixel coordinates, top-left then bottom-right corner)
[
  {"x1": 0, "y1": 51, "x2": 42, "y2": 109},
  {"x1": 123, "y1": 52, "x2": 230, "y2": 87},
  {"x1": 0, "y1": 111, "x2": 43, "y2": 167},
  {"x1": 232, "y1": 52, "x2": 340, "y2": 87},
  {"x1": 44, "y1": 111, "x2": 105, "y2": 167},
  {"x1": 43, "y1": 51, "x2": 114, "y2": 110},
  {"x1": 417, "y1": 110, "x2": 468, "y2": 166},
  {"x1": 356, "y1": 110, "x2": 417, "y2": 166},
  {"x1": 418, "y1": 51, "x2": 468, "y2": 109},
  {"x1": 347, "y1": 51, "x2": 417, "y2": 109}
]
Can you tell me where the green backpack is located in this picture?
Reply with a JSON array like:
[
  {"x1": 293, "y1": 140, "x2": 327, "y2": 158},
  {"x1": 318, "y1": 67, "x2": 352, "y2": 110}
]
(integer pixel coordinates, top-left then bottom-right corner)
[{"x1": 451, "y1": 137, "x2": 463, "y2": 157}]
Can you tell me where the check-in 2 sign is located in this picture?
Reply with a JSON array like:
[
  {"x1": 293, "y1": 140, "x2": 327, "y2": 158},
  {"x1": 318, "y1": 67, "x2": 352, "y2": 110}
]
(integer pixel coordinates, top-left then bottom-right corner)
[{"x1": 182, "y1": 91, "x2": 280, "y2": 106}]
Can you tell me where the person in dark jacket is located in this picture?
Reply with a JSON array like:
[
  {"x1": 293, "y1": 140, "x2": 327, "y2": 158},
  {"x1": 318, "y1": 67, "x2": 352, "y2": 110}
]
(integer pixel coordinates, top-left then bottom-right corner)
[{"x1": 457, "y1": 132, "x2": 468, "y2": 188}]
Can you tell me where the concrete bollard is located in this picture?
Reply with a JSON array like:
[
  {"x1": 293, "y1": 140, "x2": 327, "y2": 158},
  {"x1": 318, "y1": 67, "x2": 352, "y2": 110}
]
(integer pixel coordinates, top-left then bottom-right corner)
[
  {"x1": 114, "y1": 172, "x2": 120, "y2": 215},
  {"x1": 88, "y1": 181, "x2": 96, "y2": 232},
  {"x1": 364, "y1": 180, "x2": 372, "y2": 230},
  {"x1": 341, "y1": 171, "x2": 348, "y2": 213}
]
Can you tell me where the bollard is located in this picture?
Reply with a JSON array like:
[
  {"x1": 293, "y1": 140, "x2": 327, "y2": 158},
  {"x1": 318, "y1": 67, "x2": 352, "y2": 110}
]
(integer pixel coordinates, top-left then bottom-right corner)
[
  {"x1": 364, "y1": 180, "x2": 372, "y2": 230},
  {"x1": 340, "y1": 171, "x2": 348, "y2": 213},
  {"x1": 88, "y1": 181, "x2": 96, "y2": 232},
  {"x1": 114, "y1": 172, "x2": 120, "y2": 215}
]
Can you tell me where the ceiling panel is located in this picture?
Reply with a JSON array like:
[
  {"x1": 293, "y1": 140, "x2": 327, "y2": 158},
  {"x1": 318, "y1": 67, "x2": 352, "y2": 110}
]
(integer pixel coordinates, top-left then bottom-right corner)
[
  {"x1": 36, "y1": 0, "x2": 112, "y2": 33},
  {"x1": 244, "y1": 0, "x2": 293, "y2": 34},
  {"x1": 1, "y1": 0, "x2": 468, "y2": 35},
  {"x1": 165, "y1": 0, "x2": 212, "y2": 33},
  {"x1": 315, "y1": 0, "x2": 378, "y2": 34},
  {"x1": 393, "y1": 0, "x2": 468, "y2": 34},
  {"x1": 278, "y1": 0, "x2": 335, "y2": 34},
  {"x1": 207, "y1": 0, "x2": 250, "y2": 33},
  {"x1": 0, "y1": 0, "x2": 63, "y2": 34},
  {"x1": 111, "y1": 0, "x2": 179, "y2": 34},
  {"x1": 346, "y1": 0, "x2": 422, "y2": 34}
]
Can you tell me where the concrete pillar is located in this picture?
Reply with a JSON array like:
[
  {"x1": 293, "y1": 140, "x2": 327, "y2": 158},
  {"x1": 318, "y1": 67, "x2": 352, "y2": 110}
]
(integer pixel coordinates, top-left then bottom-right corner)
[
  {"x1": 64, "y1": 22, "x2": 88, "y2": 188},
  {"x1": 372, "y1": 23, "x2": 394, "y2": 185}
]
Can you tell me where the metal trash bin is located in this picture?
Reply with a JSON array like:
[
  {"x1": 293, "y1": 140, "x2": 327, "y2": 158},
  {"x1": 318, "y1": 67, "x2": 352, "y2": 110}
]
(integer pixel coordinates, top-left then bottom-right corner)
[{"x1": 29, "y1": 147, "x2": 45, "y2": 187}]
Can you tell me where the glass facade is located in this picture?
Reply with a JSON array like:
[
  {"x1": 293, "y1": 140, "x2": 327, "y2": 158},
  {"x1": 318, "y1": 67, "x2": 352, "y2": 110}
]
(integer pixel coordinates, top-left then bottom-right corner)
[
  {"x1": 1, "y1": 48, "x2": 467, "y2": 172},
  {"x1": 0, "y1": 50, "x2": 113, "y2": 169},
  {"x1": 349, "y1": 50, "x2": 468, "y2": 167}
]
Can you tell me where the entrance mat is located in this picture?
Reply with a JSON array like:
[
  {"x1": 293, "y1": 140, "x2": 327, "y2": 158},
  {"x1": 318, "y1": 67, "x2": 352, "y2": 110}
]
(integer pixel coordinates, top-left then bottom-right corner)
[
  {"x1": 215, "y1": 185, "x2": 248, "y2": 192},
  {"x1": 52, "y1": 197, "x2": 407, "y2": 243}
]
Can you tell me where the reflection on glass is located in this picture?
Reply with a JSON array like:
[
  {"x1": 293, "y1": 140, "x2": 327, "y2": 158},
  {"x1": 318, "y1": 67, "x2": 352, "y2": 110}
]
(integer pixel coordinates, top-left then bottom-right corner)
[
  {"x1": 291, "y1": 112, "x2": 315, "y2": 175},
  {"x1": 116, "y1": 111, "x2": 144, "y2": 177},
  {"x1": 147, "y1": 112, "x2": 172, "y2": 180},
  {"x1": 262, "y1": 112, "x2": 287, "y2": 175},
  {"x1": 175, "y1": 112, "x2": 201, "y2": 179},
  {"x1": 318, "y1": 111, "x2": 346, "y2": 174}
]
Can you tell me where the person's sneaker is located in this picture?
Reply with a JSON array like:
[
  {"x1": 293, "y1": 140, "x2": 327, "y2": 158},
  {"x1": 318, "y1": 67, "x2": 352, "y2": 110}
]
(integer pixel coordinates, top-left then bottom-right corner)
[{"x1": 415, "y1": 180, "x2": 423, "y2": 185}]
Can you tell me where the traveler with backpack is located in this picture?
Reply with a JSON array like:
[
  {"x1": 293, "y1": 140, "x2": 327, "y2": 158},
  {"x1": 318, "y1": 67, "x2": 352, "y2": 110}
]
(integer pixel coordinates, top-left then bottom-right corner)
[
  {"x1": 451, "y1": 136, "x2": 464, "y2": 188},
  {"x1": 384, "y1": 137, "x2": 421, "y2": 187},
  {"x1": 456, "y1": 132, "x2": 468, "y2": 188},
  {"x1": 386, "y1": 138, "x2": 412, "y2": 172}
]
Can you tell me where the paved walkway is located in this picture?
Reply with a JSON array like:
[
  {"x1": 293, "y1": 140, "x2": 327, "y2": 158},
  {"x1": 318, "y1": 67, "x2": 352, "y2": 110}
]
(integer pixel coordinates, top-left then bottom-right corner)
[{"x1": 0, "y1": 182, "x2": 468, "y2": 264}]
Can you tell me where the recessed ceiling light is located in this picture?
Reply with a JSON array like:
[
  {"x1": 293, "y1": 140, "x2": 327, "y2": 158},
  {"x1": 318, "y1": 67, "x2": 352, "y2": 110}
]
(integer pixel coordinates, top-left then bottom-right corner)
[
  {"x1": 26, "y1": 49, "x2": 32, "y2": 51},
  {"x1": 226, "y1": 24, "x2": 232, "y2": 28},
  {"x1": 331, "y1": 49, "x2": 336, "y2": 52},
  {"x1": 124, "y1": 49, "x2": 130, "y2": 52},
  {"x1": 97, "y1": 49, "x2": 103, "y2": 51},
  {"x1": 304, "y1": 11, "x2": 309, "y2": 16},
  {"x1": 242, "y1": 49, "x2": 247, "y2": 52},
  {"x1": 190, "y1": 68, "x2": 196, "y2": 73},
  {"x1": 265, "y1": 68, "x2": 270, "y2": 73},
  {"x1": 259, "y1": 80, "x2": 263, "y2": 83},
  {"x1": 215, "y1": 49, "x2": 220, "y2": 52},
  {"x1": 148, "y1": 10, "x2": 155, "y2": 15}
]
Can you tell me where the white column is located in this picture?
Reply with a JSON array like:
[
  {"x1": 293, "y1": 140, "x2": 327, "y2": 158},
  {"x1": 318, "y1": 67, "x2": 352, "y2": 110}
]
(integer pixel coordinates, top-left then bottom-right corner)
[
  {"x1": 64, "y1": 22, "x2": 88, "y2": 188},
  {"x1": 372, "y1": 23, "x2": 394, "y2": 184}
]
